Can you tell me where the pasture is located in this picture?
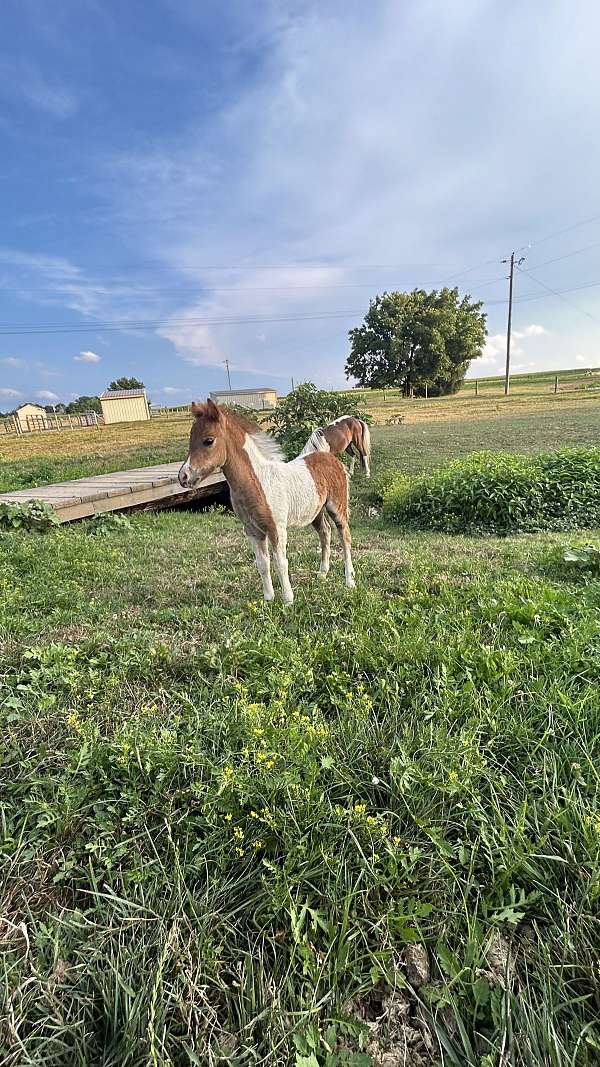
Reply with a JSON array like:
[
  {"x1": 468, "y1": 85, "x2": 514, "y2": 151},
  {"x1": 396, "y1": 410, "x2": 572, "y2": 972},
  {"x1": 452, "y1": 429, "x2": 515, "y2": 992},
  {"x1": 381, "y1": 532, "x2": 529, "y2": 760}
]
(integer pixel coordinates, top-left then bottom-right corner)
[{"x1": 1, "y1": 391, "x2": 600, "y2": 1064}]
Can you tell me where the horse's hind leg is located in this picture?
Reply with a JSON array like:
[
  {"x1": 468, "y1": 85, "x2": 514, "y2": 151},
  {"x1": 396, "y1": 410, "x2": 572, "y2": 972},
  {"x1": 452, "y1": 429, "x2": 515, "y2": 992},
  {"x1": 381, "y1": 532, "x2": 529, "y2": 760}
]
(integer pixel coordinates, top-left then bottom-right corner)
[
  {"x1": 249, "y1": 534, "x2": 275, "y2": 602},
  {"x1": 325, "y1": 498, "x2": 355, "y2": 589},
  {"x1": 312, "y1": 508, "x2": 331, "y2": 578}
]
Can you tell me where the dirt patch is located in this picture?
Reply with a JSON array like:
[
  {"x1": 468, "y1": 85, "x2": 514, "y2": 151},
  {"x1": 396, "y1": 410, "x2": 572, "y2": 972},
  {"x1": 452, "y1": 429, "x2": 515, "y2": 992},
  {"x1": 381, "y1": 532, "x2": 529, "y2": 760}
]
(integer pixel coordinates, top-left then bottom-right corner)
[
  {"x1": 476, "y1": 931, "x2": 513, "y2": 989},
  {"x1": 344, "y1": 983, "x2": 438, "y2": 1066}
]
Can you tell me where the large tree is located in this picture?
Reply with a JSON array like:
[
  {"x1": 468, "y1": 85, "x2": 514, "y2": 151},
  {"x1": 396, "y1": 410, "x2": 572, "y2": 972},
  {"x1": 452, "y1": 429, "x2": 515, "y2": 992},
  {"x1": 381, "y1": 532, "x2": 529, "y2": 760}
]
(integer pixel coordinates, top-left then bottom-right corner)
[
  {"x1": 346, "y1": 288, "x2": 486, "y2": 396},
  {"x1": 108, "y1": 377, "x2": 145, "y2": 391}
]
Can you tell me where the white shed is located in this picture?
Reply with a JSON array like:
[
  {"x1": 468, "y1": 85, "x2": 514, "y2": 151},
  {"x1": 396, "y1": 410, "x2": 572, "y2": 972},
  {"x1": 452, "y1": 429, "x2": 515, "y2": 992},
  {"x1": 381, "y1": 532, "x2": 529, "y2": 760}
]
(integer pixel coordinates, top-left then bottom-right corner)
[
  {"x1": 209, "y1": 388, "x2": 278, "y2": 410},
  {"x1": 15, "y1": 403, "x2": 50, "y2": 432},
  {"x1": 100, "y1": 388, "x2": 150, "y2": 424}
]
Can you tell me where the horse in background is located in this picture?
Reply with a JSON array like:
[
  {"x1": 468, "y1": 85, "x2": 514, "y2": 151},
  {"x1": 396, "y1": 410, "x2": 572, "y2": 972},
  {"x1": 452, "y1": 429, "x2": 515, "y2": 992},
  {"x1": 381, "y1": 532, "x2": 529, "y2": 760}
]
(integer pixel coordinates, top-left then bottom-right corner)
[
  {"x1": 301, "y1": 415, "x2": 371, "y2": 478},
  {"x1": 178, "y1": 400, "x2": 355, "y2": 604}
]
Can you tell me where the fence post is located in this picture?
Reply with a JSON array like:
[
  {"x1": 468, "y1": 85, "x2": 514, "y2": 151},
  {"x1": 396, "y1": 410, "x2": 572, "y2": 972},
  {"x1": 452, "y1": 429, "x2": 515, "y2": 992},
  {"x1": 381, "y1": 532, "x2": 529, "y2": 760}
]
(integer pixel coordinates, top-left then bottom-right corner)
[
  {"x1": 425, "y1": 383, "x2": 428, "y2": 399},
  {"x1": 475, "y1": 380, "x2": 479, "y2": 397},
  {"x1": 554, "y1": 374, "x2": 558, "y2": 394}
]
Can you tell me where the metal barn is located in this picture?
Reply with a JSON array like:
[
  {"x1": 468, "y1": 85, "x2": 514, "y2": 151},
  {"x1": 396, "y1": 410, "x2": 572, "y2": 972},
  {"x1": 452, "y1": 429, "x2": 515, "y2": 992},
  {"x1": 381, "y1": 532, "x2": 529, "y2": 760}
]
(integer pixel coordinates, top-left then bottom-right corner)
[
  {"x1": 209, "y1": 387, "x2": 278, "y2": 410},
  {"x1": 100, "y1": 388, "x2": 151, "y2": 424}
]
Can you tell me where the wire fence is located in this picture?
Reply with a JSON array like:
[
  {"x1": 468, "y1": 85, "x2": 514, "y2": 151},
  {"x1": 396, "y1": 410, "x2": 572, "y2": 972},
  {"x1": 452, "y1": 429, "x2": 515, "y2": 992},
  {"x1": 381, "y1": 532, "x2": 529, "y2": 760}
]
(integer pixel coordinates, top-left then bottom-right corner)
[{"x1": 0, "y1": 411, "x2": 102, "y2": 437}]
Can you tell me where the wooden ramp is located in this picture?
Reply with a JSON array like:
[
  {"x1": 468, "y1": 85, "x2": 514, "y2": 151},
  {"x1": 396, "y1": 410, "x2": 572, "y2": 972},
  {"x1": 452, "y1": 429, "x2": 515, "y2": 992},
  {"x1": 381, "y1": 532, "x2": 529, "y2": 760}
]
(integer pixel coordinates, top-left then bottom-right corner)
[{"x1": 0, "y1": 463, "x2": 227, "y2": 523}]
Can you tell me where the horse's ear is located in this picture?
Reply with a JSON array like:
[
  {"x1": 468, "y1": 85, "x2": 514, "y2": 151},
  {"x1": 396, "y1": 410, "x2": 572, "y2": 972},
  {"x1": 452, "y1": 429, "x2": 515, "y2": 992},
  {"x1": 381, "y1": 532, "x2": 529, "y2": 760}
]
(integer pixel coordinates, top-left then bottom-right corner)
[
  {"x1": 205, "y1": 398, "x2": 221, "y2": 422},
  {"x1": 191, "y1": 401, "x2": 203, "y2": 417}
]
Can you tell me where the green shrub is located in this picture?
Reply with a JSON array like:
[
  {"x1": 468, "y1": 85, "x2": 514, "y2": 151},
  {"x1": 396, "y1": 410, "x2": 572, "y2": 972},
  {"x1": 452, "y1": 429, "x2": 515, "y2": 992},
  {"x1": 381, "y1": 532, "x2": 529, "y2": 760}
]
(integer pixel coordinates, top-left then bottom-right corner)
[
  {"x1": 561, "y1": 544, "x2": 600, "y2": 573},
  {"x1": 0, "y1": 499, "x2": 60, "y2": 532},
  {"x1": 269, "y1": 382, "x2": 371, "y2": 459},
  {"x1": 87, "y1": 512, "x2": 133, "y2": 536},
  {"x1": 383, "y1": 447, "x2": 600, "y2": 533}
]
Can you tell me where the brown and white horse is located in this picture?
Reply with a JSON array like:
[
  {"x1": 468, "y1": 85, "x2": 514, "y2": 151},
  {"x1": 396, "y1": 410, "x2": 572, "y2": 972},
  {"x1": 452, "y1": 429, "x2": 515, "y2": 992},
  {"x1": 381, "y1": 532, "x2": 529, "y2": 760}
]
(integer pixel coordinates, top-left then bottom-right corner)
[
  {"x1": 301, "y1": 415, "x2": 371, "y2": 477},
  {"x1": 178, "y1": 400, "x2": 354, "y2": 604}
]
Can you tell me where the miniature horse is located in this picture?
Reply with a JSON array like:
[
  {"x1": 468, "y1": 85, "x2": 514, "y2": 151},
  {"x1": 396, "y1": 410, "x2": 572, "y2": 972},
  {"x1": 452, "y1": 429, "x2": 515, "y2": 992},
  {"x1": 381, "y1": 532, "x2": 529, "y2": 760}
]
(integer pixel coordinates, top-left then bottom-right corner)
[
  {"x1": 301, "y1": 415, "x2": 371, "y2": 478},
  {"x1": 178, "y1": 400, "x2": 354, "y2": 604}
]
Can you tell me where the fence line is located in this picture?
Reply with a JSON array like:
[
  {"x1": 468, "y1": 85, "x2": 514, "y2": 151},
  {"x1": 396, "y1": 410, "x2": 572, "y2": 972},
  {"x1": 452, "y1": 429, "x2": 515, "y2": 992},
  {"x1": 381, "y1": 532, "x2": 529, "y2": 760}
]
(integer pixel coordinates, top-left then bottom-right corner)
[{"x1": 0, "y1": 411, "x2": 102, "y2": 437}]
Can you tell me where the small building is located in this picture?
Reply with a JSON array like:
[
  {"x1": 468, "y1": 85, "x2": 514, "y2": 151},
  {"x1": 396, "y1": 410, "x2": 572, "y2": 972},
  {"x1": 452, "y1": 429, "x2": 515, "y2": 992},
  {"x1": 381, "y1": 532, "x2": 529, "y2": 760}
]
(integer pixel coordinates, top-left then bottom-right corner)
[
  {"x1": 209, "y1": 387, "x2": 278, "y2": 411},
  {"x1": 15, "y1": 403, "x2": 50, "y2": 432},
  {"x1": 100, "y1": 388, "x2": 150, "y2": 424}
]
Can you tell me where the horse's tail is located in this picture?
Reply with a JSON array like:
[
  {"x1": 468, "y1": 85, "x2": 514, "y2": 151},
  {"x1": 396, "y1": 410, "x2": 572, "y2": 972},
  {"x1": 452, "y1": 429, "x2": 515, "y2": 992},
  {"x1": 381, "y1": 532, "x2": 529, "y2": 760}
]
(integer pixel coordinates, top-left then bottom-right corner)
[
  {"x1": 300, "y1": 428, "x2": 330, "y2": 455},
  {"x1": 358, "y1": 419, "x2": 371, "y2": 476}
]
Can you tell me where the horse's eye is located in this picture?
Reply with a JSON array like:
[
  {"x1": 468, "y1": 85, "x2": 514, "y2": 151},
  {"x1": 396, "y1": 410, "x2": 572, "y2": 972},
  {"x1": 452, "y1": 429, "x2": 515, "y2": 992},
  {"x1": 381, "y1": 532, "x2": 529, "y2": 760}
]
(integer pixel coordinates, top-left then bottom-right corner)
[{"x1": 203, "y1": 437, "x2": 215, "y2": 447}]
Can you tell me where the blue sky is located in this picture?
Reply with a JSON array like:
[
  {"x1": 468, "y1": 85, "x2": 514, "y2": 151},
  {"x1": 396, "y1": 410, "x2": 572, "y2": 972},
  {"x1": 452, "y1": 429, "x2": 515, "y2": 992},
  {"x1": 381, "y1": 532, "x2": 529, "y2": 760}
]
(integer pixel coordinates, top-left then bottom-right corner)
[{"x1": 1, "y1": 0, "x2": 600, "y2": 409}]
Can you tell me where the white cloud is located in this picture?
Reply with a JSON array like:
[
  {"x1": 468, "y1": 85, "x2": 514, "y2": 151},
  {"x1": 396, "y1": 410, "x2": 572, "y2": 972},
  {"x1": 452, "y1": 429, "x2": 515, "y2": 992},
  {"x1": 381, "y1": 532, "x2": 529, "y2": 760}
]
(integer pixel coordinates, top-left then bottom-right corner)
[
  {"x1": 163, "y1": 386, "x2": 184, "y2": 394},
  {"x1": 0, "y1": 357, "x2": 25, "y2": 368},
  {"x1": 473, "y1": 321, "x2": 547, "y2": 368},
  {"x1": 575, "y1": 354, "x2": 587, "y2": 363},
  {"x1": 35, "y1": 390, "x2": 60, "y2": 402},
  {"x1": 514, "y1": 324, "x2": 547, "y2": 339},
  {"x1": 0, "y1": 387, "x2": 22, "y2": 398},
  {"x1": 74, "y1": 350, "x2": 102, "y2": 363}
]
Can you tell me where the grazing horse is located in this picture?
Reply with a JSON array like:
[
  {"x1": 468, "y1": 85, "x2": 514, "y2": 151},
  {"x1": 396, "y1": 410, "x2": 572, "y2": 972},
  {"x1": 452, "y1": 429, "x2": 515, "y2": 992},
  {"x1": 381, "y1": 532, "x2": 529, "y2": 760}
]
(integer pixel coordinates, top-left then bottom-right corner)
[
  {"x1": 301, "y1": 415, "x2": 371, "y2": 477},
  {"x1": 178, "y1": 399, "x2": 355, "y2": 604}
]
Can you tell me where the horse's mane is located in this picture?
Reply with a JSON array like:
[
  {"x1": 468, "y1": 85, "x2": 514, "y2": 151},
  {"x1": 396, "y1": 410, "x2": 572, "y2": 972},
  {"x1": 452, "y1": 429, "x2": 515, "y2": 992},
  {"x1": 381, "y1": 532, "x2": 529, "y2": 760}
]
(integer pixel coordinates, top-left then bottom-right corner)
[
  {"x1": 300, "y1": 428, "x2": 330, "y2": 455},
  {"x1": 221, "y1": 405, "x2": 285, "y2": 462}
]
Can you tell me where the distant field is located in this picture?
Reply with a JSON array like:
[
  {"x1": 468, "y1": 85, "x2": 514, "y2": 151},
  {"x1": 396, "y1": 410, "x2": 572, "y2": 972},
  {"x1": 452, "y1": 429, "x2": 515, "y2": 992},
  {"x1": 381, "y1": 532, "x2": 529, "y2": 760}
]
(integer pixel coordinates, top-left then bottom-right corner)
[{"x1": 2, "y1": 388, "x2": 600, "y2": 496}]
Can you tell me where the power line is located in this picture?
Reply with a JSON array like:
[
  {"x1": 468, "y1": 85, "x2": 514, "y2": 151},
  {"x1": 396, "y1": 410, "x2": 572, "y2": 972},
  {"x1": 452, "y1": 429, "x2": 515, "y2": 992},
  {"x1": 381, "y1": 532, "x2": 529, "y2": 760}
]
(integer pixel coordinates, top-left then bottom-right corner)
[
  {"x1": 0, "y1": 307, "x2": 367, "y2": 337},
  {"x1": 516, "y1": 211, "x2": 600, "y2": 252},
  {"x1": 0, "y1": 275, "x2": 509, "y2": 295},
  {"x1": 485, "y1": 277, "x2": 600, "y2": 306},
  {"x1": 2, "y1": 275, "x2": 600, "y2": 334},
  {"x1": 526, "y1": 239, "x2": 600, "y2": 273},
  {"x1": 516, "y1": 265, "x2": 600, "y2": 326}
]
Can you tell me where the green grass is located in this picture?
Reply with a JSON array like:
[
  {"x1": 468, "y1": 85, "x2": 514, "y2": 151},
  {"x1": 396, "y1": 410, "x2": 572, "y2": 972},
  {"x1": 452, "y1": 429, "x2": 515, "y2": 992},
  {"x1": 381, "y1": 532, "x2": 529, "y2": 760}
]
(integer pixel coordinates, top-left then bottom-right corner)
[
  {"x1": 1, "y1": 502, "x2": 600, "y2": 1064},
  {"x1": 0, "y1": 441, "x2": 186, "y2": 495},
  {"x1": 2, "y1": 403, "x2": 600, "y2": 1064}
]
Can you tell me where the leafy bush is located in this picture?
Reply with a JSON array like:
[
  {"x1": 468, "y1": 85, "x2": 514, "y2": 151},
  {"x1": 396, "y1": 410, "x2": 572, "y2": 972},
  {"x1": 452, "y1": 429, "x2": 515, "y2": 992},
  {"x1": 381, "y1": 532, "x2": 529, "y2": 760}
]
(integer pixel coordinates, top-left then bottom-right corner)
[
  {"x1": 0, "y1": 499, "x2": 60, "y2": 532},
  {"x1": 87, "y1": 512, "x2": 133, "y2": 536},
  {"x1": 269, "y1": 382, "x2": 370, "y2": 459},
  {"x1": 383, "y1": 447, "x2": 600, "y2": 533},
  {"x1": 561, "y1": 544, "x2": 600, "y2": 573}
]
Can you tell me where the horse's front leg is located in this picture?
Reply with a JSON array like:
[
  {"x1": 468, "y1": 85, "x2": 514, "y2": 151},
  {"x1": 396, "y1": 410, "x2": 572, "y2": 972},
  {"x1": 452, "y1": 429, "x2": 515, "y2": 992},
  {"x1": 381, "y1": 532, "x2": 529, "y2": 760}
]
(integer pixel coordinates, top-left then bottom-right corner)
[
  {"x1": 271, "y1": 525, "x2": 294, "y2": 605},
  {"x1": 249, "y1": 534, "x2": 275, "y2": 602}
]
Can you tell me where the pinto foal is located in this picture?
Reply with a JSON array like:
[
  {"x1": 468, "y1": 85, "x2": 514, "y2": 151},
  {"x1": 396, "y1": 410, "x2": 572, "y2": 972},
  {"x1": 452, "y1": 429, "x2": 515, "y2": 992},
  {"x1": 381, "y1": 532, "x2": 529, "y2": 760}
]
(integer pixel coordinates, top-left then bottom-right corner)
[
  {"x1": 178, "y1": 400, "x2": 355, "y2": 604},
  {"x1": 301, "y1": 415, "x2": 371, "y2": 478}
]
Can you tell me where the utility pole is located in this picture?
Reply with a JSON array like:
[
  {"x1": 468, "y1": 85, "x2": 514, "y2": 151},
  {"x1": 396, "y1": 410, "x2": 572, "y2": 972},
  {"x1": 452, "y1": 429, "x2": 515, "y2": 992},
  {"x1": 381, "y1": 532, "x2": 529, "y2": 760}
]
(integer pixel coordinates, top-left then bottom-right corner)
[
  {"x1": 501, "y1": 251, "x2": 525, "y2": 396},
  {"x1": 223, "y1": 359, "x2": 232, "y2": 391}
]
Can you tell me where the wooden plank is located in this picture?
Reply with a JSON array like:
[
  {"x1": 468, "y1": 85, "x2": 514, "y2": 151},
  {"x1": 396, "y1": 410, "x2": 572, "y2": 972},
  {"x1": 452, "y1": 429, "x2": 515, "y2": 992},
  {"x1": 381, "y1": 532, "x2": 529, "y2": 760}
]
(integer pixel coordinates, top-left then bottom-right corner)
[
  {"x1": 53, "y1": 473, "x2": 226, "y2": 522},
  {"x1": 0, "y1": 461, "x2": 226, "y2": 523}
]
